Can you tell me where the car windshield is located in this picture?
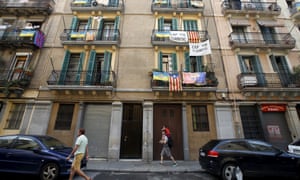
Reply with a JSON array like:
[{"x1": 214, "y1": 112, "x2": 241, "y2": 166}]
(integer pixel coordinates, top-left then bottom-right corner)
[{"x1": 37, "y1": 136, "x2": 66, "y2": 150}]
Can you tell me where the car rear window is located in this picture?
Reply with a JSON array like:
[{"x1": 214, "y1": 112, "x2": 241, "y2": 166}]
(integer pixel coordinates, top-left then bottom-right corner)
[
  {"x1": 217, "y1": 141, "x2": 250, "y2": 151},
  {"x1": 202, "y1": 140, "x2": 221, "y2": 150}
]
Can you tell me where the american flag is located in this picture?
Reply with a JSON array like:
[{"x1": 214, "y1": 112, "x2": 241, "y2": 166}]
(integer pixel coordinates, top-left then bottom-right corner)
[{"x1": 169, "y1": 73, "x2": 182, "y2": 92}]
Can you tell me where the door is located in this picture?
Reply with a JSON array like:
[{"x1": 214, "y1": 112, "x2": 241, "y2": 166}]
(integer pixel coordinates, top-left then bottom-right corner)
[
  {"x1": 120, "y1": 104, "x2": 143, "y2": 159},
  {"x1": 83, "y1": 104, "x2": 111, "y2": 158},
  {"x1": 153, "y1": 104, "x2": 183, "y2": 160},
  {"x1": 261, "y1": 112, "x2": 292, "y2": 150}
]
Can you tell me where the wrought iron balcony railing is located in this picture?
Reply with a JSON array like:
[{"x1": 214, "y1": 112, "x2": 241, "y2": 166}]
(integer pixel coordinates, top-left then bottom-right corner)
[
  {"x1": 238, "y1": 72, "x2": 300, "y2": 89},
  {"x1": 151, "y1": 30, "x2": 208, "y2": 46},
  {"x1": 221, "y1": 1, "x2": 281, "y2": 16},
  {"x1": 229, "y1": 32, "x2": 296, "y2": 50},
  {"x1": 0, "y1": 28, "x2": 45, "y2": 49},
  {"x1": 60, "y1": 28, "x2": 120, "y2": 45},
  {"x1": 47, "y1": 70, "x2": 116, "y2": 88},
  {"x1": 0, "y1": 69, "x2": 33, "y2": 96},
  {"x1": 0, "y1": 0, "x2": 54, "y2": 15},
  {"x1": 151, "y1": 0, "x2": 204, "y2": 13},
  {"x1": 151, "y1": 71, "x2": 218, "y2": 90},
  {"x1": 71, "y1": 0, "x2": 124, "y2": 12}
]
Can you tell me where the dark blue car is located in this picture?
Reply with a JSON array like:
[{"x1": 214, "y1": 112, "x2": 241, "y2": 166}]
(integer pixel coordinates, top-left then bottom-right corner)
[
  {"x1": 199, "y1": 139, "x2": 300, "y2": 180},
  {"x1": 0, "y1": 134, "x2": 86, "y2": 180}
]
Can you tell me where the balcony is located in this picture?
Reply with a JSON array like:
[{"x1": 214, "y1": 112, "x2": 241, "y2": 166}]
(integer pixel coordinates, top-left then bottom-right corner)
[
  {"x1": 0, "y1": 69, "x2": 33, "y2": 97},
  {"x1": 0, "y1": 0, "x2": 54, "y2": 16},
  {"x1": 0, "y1": 28, "x2": 45, "y2": 49},
  {"x1": 229, "y1": 32, "x2": 295, "y2": 50},
  {"x1": 47, "y1": 70, "x2": 116, "y2": 95},
  {"x1": 60, "y1": 29, "x2": 120, "y2": 46},
  {"x1": 151, "y1": 0, "x2": 204, "y2": 14},
  {"x1": 151, "y1": 70, "x2": 218, "y2": 93},
  {"x1": 70, "y1": 0, "x2": 124, "y2": 12},
  {"x1": 151, "y1": 30, "x2": 208, "y2": 46},
  {"x1": 221, "y1": 1, "x2": 281, "y2": 17},
  {"x1": 291, "y1": 2, "x2": 300, "y2": 22},
  {"x1": 237, "y1": 73, "x2": 300, "y2": 97}
]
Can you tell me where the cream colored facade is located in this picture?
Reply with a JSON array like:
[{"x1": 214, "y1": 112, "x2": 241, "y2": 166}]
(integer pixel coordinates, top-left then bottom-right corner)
[{"x1": 0, "y1": 0, "x2": 299, "y2": 161}]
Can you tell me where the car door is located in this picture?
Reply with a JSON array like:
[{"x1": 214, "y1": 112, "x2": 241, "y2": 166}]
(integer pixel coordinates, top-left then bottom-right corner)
[
  {"x1": 0, "y1": 135, "x2": 17, "y2": 171},
  {"x1": 247, "y1": 140, "x2": 295, "y2": 177},
  {"x1": 7, "y1": 136, "x2": 42, "y2": 173}
]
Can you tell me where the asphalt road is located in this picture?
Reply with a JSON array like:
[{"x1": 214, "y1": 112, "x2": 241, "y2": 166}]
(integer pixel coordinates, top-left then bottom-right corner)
[{"x1": 0, "y1": 171, "x2": 218, "y2": 180}]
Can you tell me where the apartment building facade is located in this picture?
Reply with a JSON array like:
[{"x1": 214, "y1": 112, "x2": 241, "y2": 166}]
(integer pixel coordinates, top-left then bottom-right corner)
[{"x1": 0, "y1": 0, "x2": 299, "y2": 161}]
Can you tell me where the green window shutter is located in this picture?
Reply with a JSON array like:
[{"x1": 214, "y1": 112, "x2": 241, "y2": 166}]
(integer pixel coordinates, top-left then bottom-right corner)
[
  {"x1": 254, "y1": 55, "x2": 266, "y2": 86},
  {"x1": 172, "y1": 18, "x2": 178, "y2": 31},
  {"x1": 187, "y1": 0, "x2": 191, "y2": 7},
  {"x1": 172, "y1": 53, "x2": 177, "y2": 72},
  {"x1": 87, "y1": 17, "x2": 92, "y2": 30},
  {"x1": 114, "y1": 16, "x2": 120, "y2": 40},
  {"x1": 101, "y1": 51, "x2": 112, "y2": 83},
  {"x1": 270, "y1": 55, "x2": 278, "y2": 72},
  {"x1": 183, "y1": 20, "x2": 198, "y2": 31},
  {"x1": 158, "y1": 51, "x2": 163, "y2": 71},
  {"x1": 70, "y1": 16, "x2": 78, "y2": 30},
  {"x1": 75, "y1": 52, "x2": 85, "y2": 84},
  {"x1": 158, "y1": 17, "x2": 164, "y2": 31},
  {"x1": 86, "y1": 50, "x2": 96, "y2": 85},
  {"x1": 196, "y1": 56, "x2": 203, "y2": 72},
  {"x1": 58, "y1": 50, "x2": 71, "y2": 85},
  {"x1": 238, "y1": 55, "x2": 247, "y2": 73},
  {"x1": 184, "y1": 52, "x2": 190, "y2": 72},
  {"x1": 97, "y1": 18, "x2": 104, "y2": 40}
]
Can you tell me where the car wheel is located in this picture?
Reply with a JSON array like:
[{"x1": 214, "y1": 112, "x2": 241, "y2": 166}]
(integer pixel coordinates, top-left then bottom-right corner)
[
  {"x1": 222, "y1": 163, "x2": 243, "y2": 180},
  {"x1": 40, "y1": 162, "x2": 59, "y2": 180}
]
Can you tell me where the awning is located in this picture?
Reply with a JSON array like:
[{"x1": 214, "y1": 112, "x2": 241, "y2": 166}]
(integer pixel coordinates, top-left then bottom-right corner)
[
  {"x1": 256, "y1": 20, "x2": 284, "y2": 27},
  {"x1": 230, "y1": 19, "x2": 250, "y2": 26}
]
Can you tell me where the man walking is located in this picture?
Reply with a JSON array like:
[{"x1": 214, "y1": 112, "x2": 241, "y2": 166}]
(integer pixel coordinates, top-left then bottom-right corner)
[{"x1": 67, "y1": 128, "x2": 91, "y2": 180}]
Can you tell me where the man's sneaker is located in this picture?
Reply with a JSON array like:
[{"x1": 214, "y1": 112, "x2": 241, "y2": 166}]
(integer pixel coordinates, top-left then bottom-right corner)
[{"x1": 172, "y1": 163, "x2": 177, "y2": 167}]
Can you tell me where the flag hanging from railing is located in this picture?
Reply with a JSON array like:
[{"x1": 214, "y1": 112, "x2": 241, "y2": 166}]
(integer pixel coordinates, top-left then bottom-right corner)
[{"x1": 169, "y1": 73, "x2": 182, "y2": 92}]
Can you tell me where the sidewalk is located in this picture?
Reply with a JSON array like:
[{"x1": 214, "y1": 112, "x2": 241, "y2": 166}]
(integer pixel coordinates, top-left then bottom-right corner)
[{"x1": 84, "y1": 159, "x2": 204, "y2": 173}]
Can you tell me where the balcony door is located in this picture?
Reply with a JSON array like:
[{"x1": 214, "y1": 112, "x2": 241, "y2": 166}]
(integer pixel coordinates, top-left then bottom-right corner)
[
  {"x1": 59, "y1": 51, "x2": 85, "y2": 85},
  {"x1": 270, "y1": 55, "x2": 292, "y2": 87},
  {"x1": 259, "y1": 26, "x2": 276, "y2": 44},
  {"x1": 238, "y1": 55, "x2": 265, "y2": 86},
  {"x1": 10, "y1": 53, "x2": 31, "y2": 81}
]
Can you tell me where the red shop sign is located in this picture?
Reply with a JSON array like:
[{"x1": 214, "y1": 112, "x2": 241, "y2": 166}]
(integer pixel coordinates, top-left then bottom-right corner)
[{"x1": 261, "y1": 104, "x2": 286, "y2": 112}]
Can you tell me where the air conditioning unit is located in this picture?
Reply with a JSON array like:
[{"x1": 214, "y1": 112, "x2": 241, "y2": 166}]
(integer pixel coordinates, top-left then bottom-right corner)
[
  {"x1": 244, "y1": 3, "x2": 256, "y2": 10},
  {"x1": 240, "y1": 75, "x2": 257, "y2": 87}
]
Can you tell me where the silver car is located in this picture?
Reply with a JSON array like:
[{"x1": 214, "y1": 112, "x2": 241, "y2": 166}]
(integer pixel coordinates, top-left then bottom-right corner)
[{"x1": 288, "y1": 139, "x2": 300, "y2": 155}]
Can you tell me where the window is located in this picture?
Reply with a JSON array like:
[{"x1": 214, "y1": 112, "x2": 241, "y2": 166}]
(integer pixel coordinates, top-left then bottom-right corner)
[
  {"x1": 102, "y1": 21, "x2": 114, "y2": 40},
  {"x1": 218, "y1": 141, "x2": 250, "y2": 151},
  {"x1": 0, "y1": 136, "x2": 16, "y2": 148},
  {"x1": 5, "y1": 103, "x2": 25, "y2": 129},
  {"x1": 10, "y1": 53, "x2": 31, "y2": 81},
  {"x1": 54, "y1": 104, "x2": 74, "y2": 130},
  {"x1": 86, "y1": 50, "x2": 112, "y2": 85},
  {"x1": 192, "y1": 105, "x2": 209, "y2": 131},
  {"x1": 185, "y1": 53, "x2": 203, "y2": 72},
  {"x1": 162, "y1": 54, "x2": 173, "y2": 72},
  {"x1": 12, "y1": 137, "x2": 39, "y2": 151},
  {"x1": 59, "y1": 51, "x2": 85, "y2": 85},
  {"x1": 231, "y1": 26, "x2": 247, "y2": 43}
]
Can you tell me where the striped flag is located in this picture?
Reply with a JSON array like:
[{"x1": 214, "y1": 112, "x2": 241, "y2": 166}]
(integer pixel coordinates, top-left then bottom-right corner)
[{"x1": 169, "y1": 73, "x2": 182, "y2": 92}]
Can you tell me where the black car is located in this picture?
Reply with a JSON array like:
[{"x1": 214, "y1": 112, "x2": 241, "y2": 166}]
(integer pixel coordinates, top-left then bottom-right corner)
[
  {"x1": 0, "y1": 134, "x2": 86, "y2": 180},
  {"x1": 199, "y1": 139, "x2": 300, "y2": 180}
]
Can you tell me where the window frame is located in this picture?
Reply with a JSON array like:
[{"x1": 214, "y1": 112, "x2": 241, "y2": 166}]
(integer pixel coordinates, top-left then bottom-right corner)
[{"x1": 191, "y1": 105, "x2": 209, "y2": 132}]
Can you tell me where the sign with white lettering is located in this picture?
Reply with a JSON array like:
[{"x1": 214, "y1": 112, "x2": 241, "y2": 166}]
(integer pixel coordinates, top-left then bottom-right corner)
[{"x1": 189, "y1": 40, "x2": 212, "y2": 56}]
